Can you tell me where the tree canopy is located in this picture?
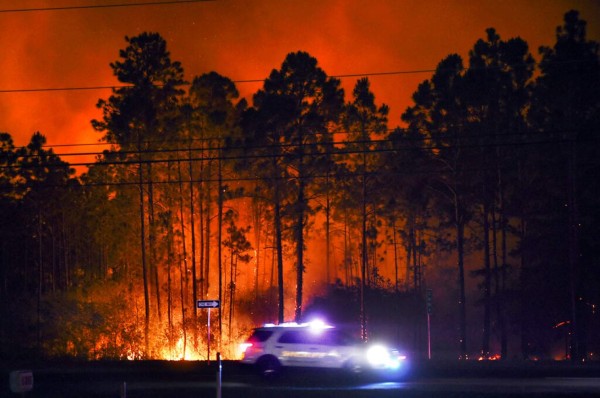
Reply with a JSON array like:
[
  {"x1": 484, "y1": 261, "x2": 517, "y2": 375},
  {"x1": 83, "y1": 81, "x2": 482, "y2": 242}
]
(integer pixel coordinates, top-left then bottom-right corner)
[{"x1": 1, "y1": 11, "x2": 599, "y2": 361}]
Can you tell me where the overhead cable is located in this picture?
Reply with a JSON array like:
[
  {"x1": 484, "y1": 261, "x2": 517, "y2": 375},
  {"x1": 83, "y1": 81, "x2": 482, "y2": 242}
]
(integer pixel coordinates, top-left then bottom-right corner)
[{"x1": 0, "y1": 0, "x2": 214, "y2": 14}]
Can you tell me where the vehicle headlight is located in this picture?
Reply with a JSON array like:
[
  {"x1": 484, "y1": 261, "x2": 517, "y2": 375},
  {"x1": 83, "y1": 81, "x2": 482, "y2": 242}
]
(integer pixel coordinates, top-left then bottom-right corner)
[{"x1": 366, "y1": 344, "x2": 402, "y2": 369}]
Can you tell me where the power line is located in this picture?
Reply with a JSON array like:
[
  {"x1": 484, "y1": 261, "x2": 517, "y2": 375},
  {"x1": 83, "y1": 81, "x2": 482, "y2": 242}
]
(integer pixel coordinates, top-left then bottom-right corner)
[
  {"x1": 7, "y1": 126, "x2": 534, "y2": 151},
  {"x1": 25, "y1": 127, "x2": 588, "y2": 155},
  {"x1": 7, "y1": 156, "x2": 596, "y2": 190},
  {"x1": 40, "y1": 141, "x2": 113, "y2": 148},
  {"x1": 0, "y1": 69, "x2": 435, "y2": 94},
  {"x1": 0, "y1": 58, "x2": 582, "y2": 94},
  {"x1": 0, "y1": 0, "x2": 214, "y2": 14},
  {"x1": 334, "y1": 70, "x2": 435, "y2": 78},
  {"x1": 0, "y1": 85, "x2": 128, "y2": 94},
  {"x1": 2, "y1": 135, "x2": 591, "y2": 171}
]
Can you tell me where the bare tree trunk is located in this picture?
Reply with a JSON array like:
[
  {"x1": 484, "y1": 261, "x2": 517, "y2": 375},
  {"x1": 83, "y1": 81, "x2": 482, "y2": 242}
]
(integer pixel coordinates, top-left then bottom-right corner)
[
  {"x1": 178, "y1": 242, "x2": 187, "y2": 359},
  {"x1": 495, "y1": 164, "x2": 508, "y2": 359},
  {"x1": 167, "y1": 215, "x2": 173, "y2": 331},
  {"x1": 252, "y1": 197, "x2": 262, "y2": 302},
  {"x1": 295, "y1": 174, "x2": 305, "y2": 323},
  {"x1": 205, "y1": 159, "x2": 212, "y2": 297},
  {"x1": 412, "y1": 224, "x2": 418, "y2": 291},
  {"x1": 499, "y1": 194, "x2": 508, "y2": 359},
  {"x1": 482, "y1": 201, "x2": 491, "y2": 359},
  {"x1": 274, "y1": 191, "x2": 285, "y2": 324},
  {"x1": 325, "y1": 174, "x2": 331, "y2": 285},
  {"x1": 456, "y1": 204, "x2": 468, "y2": 359},
  {"x1": 392, "y1": 219, "x2": 399, "y2": 293},
  {"x1": 567, "y1": 141, "x2": 581, "y2": 361},
  {"x1": 217, "y1": 151, "x2": 223, "y2": 348},
  {"x1": 519, "y1": 215, "x2": 528, "y2": 359},
  {"x1": 198, "y1": 141, "x2": 205, "y2": 299},
  {"x1": 344, "y1": 210, "x2": 349, "y2": 287},
  {"x1": 294, "y1": 127, "x2": 307, "y2": 323},
  {"x1": 360, "y1": 139, "x2": 368, "y2": 341},
  {"x1": 165, "y1": 164, "x2": 175, "y2": 349},
  {"x1": 405, "y1": 226, "x2": 412, "y2": 291},
  {"x1": 177, "y1": 158, "x2": 189, "y2": 359},
  {"x1": 138, "y1": 146, "x2": 150, "y2": 357},
  {"x1": 228, "y1": 250, "x2": 233, "y2": 339},
  {"x1": 147, "y1": 163, "x2": 161, "y2": 323},
  {"x1": 228, "y1": 254, "x2": 237, "y2": 342},
  {"x1": 37, "y1": 209, "x2": 43, "y2": 356},
  {"x1": 188, "y1": 147, "x2": 198, "y2": 317}
]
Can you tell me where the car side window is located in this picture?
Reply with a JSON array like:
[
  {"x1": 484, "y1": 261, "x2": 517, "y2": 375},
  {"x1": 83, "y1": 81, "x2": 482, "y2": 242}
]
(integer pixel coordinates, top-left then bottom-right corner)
[
  {"x1": 327, "y1": 330, "x2": 355, "y2": 346},
  {"x1": 312, "y1": 330, "x2": 334, "y2": 345},
  {"x1": 249, "y1": 330, "x2": 273, "y2": 343},
  {"x1": 276, "y1": 329, "x2": 356, "y2": 345},
  {"x1": 278, "y1": 330, "x2": 307, "y2": 344}
]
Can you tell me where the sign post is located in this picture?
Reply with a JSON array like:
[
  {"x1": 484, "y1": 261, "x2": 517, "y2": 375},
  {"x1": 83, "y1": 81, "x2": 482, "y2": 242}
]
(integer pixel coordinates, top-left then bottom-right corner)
[
  {"x1": 426, "y1": 289, "x2": 432, "y2": 360},
  {"x1": 197, "y1": 300, "x2": 220, "y2": 363}
]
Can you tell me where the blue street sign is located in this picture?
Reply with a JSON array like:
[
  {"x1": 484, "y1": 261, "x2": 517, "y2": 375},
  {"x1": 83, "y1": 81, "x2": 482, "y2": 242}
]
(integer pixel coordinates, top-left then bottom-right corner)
[{"x1": 197, "y1": 300, "x2": 220, "y2": 309}]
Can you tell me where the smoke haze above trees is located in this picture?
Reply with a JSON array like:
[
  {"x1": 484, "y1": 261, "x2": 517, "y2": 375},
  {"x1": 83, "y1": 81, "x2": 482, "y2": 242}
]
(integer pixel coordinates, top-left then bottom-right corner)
[{"x1": 1, "y1": 1, "x2": 597, "y2": 156}]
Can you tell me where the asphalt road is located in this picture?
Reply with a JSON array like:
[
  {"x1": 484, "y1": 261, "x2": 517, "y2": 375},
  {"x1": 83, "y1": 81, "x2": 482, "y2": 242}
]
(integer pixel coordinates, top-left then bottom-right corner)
[
  {"x1": 3, "y1": 360, "x2": 600, "y2": 398},
  {"x1": 31, "y1": 376, "x2": 600, "y2": 398}
]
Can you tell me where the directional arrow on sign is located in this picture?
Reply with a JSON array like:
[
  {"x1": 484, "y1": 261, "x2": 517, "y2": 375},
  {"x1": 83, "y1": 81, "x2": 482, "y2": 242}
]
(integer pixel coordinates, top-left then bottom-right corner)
[{"x1": 197, "y1": 300, "x2": 220, "y2": 308}]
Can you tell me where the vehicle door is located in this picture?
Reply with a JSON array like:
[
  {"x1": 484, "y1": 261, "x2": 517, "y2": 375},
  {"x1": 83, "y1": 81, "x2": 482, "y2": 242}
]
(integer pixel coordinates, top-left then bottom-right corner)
[
  {"x1": 276, "y1": 329, "x2": 324, "y2": 367},
  {"x1": 315, "y1": 329, "x2": 359, "y2": 368}
]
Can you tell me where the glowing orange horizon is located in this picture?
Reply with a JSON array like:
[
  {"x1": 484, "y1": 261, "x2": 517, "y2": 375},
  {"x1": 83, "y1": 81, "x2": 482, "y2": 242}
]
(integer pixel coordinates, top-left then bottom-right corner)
[{"x1": 2, "y1": 1, "x2": 597, "y2": 156}]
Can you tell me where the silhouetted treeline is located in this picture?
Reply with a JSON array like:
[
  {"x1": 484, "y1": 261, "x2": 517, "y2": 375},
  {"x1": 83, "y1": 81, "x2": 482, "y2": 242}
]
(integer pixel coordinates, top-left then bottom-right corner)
[{"x1": 0, "y1": 10, "x2": 598, "y2": 362}]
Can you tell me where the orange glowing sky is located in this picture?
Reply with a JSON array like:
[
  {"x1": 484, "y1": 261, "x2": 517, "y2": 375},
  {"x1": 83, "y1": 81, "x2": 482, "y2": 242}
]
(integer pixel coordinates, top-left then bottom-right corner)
[{"x1": 1, "y1": 0, "x2": 598, "y2": 164}]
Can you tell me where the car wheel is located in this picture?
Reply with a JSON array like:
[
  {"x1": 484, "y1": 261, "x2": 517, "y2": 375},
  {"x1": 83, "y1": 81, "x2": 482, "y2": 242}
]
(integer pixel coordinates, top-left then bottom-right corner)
[
  {"x1": 344, "y1": 358, "x2": 362, "y2": 374},
  {"x1": 256, "y1": 355, "x2": 281, "y2": 378}
]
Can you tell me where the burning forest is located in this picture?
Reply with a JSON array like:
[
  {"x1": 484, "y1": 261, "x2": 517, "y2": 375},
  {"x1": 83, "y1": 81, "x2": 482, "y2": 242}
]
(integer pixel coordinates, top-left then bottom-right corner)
[{"x1": 1, "y1": 10, "x2": 600, "y2": 362}]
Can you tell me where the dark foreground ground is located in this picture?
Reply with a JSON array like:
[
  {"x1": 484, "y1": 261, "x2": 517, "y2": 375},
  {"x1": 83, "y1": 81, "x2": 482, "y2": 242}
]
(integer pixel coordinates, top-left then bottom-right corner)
[{"x1": 2, "y1": 359, "x2": 600, "y2": 397}]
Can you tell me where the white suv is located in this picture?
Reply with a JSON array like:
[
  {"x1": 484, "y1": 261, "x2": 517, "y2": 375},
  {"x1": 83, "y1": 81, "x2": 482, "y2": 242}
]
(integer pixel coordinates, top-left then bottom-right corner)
[{"x1": 240, "y1": 321, "x2": 405, "y2": 376}]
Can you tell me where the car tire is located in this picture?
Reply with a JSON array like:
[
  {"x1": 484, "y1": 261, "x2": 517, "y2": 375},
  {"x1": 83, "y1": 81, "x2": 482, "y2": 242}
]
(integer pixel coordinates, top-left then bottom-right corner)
[
  {"x1": 256, "y1": 355, "x2": 281, "y2": 378},
  {"x1": 344, "y1": 357, "x2": 362, "y2": 374}
]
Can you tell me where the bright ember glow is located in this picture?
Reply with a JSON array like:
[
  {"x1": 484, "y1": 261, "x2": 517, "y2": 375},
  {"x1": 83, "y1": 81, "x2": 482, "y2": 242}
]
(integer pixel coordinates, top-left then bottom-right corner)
[
  {"x1": 478, "y1": 354, "x2": 502, "y2": 361},
  {"x1": 158, "y1": 338, "x2": 201, "y2": 361}
]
